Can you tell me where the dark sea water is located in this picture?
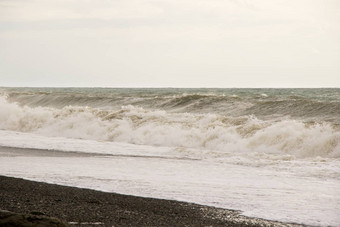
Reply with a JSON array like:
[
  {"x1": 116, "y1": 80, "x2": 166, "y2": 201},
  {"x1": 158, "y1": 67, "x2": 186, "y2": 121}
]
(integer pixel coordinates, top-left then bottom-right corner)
[{"x1": 3, "y1": 87, "x2": 340, "y2": 123}]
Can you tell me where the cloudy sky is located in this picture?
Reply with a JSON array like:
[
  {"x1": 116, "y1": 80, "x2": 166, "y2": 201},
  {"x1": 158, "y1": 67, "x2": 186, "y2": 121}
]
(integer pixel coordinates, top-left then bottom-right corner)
[{"x1": 0, "y1": 0, "x2": 339, "y2": 87}]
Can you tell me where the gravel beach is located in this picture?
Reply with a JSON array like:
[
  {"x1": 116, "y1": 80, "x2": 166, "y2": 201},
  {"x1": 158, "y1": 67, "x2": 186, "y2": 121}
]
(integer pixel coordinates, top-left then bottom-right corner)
[{"x1": 0, "y1": 175, "x2": 305, "y2": 227}]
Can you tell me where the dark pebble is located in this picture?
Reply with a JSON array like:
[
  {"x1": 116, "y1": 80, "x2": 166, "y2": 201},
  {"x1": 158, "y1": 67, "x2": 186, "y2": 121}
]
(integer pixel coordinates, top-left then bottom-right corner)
[{"x1": 0, "y1": 175, "x2": 306, "y2": 227}]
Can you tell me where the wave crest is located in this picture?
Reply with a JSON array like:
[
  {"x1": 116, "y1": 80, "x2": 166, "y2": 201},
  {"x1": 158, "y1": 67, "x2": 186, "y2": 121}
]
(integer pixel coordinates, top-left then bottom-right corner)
[{"x1": 0, "y1": 95, "x2": 339, "y2": 159}]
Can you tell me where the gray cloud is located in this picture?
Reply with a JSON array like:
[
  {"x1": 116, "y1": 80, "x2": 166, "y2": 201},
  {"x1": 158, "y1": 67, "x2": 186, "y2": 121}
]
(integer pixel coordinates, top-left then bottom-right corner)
[{"x1": 0, "y1": 0, "x2": 339, "y2": 87}]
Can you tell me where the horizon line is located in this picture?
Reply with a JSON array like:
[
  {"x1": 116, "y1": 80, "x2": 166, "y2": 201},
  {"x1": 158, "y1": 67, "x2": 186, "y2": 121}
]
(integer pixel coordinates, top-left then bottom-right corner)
[{"x1": 1, "y1": 86, "x2": 340, "y2": 89}]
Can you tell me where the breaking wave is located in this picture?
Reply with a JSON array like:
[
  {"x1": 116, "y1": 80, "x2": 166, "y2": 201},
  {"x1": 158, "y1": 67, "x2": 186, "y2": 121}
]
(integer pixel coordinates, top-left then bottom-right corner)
[
  {"x1": 1, "y1": 94, "x2": 339, "y2": 159},
  {"x1": 3, "y1": 88, "x2": 340, "y2": 124}
]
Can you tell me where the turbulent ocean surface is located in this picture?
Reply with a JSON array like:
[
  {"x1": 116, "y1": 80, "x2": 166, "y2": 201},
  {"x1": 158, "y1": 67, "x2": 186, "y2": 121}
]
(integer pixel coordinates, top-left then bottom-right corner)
[{"x1": 0, "y1": 87, "x2": 339, "y2": 226}]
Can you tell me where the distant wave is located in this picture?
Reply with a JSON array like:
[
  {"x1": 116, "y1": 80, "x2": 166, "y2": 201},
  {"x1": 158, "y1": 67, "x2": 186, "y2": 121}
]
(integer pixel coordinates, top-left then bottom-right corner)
[
  {"x1": 1, "y1": 94, "x2": 339, "y2": 159},
  {"x1": 3, "y1": 88, "x2": 340, "y2": 124}
]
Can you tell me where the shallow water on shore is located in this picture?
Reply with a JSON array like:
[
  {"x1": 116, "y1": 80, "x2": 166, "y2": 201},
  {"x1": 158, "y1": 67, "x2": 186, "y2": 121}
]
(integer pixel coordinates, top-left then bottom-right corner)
[{"x1": 0, "y1": 140, "x2": 339, "y2": 226}]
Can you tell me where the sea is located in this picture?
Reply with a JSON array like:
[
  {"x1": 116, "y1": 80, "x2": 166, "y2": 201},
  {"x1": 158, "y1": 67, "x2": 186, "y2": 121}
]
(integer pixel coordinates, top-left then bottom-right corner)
[{"x1": 0, "y1": 87, "x2": 339, "y2": 226}]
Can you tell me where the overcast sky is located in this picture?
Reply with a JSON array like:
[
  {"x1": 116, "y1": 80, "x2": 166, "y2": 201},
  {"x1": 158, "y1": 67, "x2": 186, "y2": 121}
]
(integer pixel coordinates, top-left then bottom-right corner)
[{"x1": 0, "y1": 0, "x2": 339, "y2": 87}]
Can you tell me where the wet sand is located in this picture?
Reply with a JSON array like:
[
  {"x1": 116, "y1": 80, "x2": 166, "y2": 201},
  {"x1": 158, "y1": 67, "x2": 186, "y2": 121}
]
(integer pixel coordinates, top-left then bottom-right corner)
[{"x1": 0, "y1": 175, "x2": 305, "y2": 226}]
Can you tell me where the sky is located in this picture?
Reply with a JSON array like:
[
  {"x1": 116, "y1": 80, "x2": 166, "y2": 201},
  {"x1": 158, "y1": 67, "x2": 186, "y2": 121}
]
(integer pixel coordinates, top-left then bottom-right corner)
[{"x1": 0, "y1": 0, "x2": 339, "y2": 88}]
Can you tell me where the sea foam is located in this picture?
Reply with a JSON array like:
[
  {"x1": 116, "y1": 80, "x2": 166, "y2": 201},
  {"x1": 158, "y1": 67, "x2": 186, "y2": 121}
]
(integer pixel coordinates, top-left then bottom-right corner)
[{"x1": 0, "y1": 95, "x2": 339, "y2": 159}]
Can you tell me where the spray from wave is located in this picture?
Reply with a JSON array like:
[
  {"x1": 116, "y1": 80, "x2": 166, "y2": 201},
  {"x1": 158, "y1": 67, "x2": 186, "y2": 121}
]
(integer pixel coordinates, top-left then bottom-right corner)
[{"x1": 0, "y1": 94, "x2": 339, "y2": 159}]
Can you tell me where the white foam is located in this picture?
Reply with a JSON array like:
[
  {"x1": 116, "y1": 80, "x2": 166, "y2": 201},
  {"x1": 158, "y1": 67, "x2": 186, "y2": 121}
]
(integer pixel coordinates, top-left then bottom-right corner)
[
  {"x1": 0, "y1": 130, "x2": 174, "y2": 158},
  {"x1": 0, "y1": 94, "x2": 339, "y2": 184},
  {"x1": 1, "y1": 129, "x2": 339, "y2": 180},
  {"x1": 0, "y1": 95, "x2": 339, "y2": 159},
  {"x1": 0, "y1": 147, "x2": 339, "y2": 226}
]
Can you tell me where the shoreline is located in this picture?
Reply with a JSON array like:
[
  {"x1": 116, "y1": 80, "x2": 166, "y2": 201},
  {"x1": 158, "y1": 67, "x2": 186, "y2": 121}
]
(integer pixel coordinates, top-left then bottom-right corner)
[{"x1": 0, "y1": 175, "x2": 305, "y2": 226}]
